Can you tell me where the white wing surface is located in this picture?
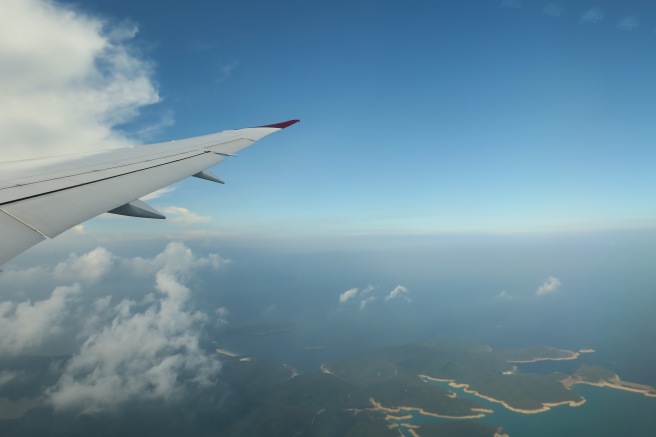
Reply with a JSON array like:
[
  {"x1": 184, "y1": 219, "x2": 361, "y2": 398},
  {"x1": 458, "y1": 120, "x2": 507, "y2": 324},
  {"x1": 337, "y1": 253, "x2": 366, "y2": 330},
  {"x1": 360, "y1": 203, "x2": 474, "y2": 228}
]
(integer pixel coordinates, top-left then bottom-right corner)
[{"x1": 0, "y1": 120, "x2": 299, "y2": 266}]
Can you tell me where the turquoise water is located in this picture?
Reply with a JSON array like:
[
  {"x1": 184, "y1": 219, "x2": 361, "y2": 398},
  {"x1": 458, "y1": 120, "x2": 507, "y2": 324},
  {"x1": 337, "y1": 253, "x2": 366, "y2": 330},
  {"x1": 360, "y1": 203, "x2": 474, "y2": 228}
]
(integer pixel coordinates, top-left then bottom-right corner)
[{"x1": 392, "y1": 380, "x2": 656, "y2": 437}]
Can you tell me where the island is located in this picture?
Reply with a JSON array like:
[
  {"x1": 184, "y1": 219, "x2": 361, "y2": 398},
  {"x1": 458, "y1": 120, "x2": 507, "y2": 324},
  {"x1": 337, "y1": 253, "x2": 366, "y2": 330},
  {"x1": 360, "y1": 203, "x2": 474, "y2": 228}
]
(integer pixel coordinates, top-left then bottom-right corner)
[
  {"x1": 2, "y1": 339, "x2": 653, "y2": 437},
  {"x1": 561, "y1": 365, "x2": 656, "y2": 398}
]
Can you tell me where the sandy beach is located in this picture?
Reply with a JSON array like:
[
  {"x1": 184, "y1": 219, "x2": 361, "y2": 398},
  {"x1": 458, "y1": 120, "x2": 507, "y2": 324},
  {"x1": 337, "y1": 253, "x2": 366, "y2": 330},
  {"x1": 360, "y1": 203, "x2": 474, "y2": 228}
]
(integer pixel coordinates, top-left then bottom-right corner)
[
  {"x1": 369, "y1": 398, "x2": 486, "y2": 420},
  {"x1": 215, "y1": 348, "x2": 239, "y2": 357},
  {"x1": 385, "y1": 414, "x2": 413, "y2": 421},
  {"x1": 561, "y1": 375, "x2": 656, "y2": 397},
  {"x1": 418, "y1": 375, "x2": 586, "y2": 414},
  {"x1": 507, "y1": 349, "x2": 580, "y2": 363},
  {"x1": 406, "y1": 427, "x2": 421, "y2": 437}
]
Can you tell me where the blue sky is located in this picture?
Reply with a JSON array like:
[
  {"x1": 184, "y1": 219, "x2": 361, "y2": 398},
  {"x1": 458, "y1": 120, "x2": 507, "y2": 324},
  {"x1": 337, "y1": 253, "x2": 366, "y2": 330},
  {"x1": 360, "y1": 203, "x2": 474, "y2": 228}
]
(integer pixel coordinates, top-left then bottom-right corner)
[{"x1": 46, "y1": 0, "x2": 656, "y2": 238}]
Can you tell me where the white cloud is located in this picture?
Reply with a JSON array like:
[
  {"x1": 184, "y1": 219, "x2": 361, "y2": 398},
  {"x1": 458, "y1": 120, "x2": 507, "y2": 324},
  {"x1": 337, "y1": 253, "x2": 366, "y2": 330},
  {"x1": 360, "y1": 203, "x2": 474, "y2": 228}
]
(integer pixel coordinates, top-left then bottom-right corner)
[
  {"x1": 542, "y1": 3, "x2": 562, "y2": 17},
  {"x1": 0, "y1": 284, "x2": 81, "y2": 356},
  {"x1": 580, "y1": 7, "x2": 604, "y2": 24},
  {"x1": 340, "y1": 284, "x2": 409, "y2": 307},
  {"x1": 0, "y1": 242, "x2": 228, "y2": 412},
  {"x1": 339, "y1": 288, "x2": 358, "y2": 303},
  {"x1": 359, "y1": 296, "x2": 377, "y2": 310},
  {"x1": 141, "y1": 186, "x2": 177, "y2": 201},
  {"x1": 536, "y1": 276, "x2": 562, "y2": 297},
  {"x1": 497, "y1": 290, "x2": 511, "y2": 299},
  {"x1": 163, "y1": 206, "x2": 212, "y2": 224},
  {"x1": 0, "y1": 247, "x2": 115, "y2": 288},
  {"x1": 216, "y1": 306, "x2": 229, "y2": 325},
  {"x1": 53, "y1": 247, "x2": 116, "y2": 284},
  {"x1": 47, "y1": 243, "x2": 222, "y2": 412},
  {"x1": 0, "y1": 0, "x2": 160, "y2": 161},
  {"x1": 121, "y1": 242, "x2": 229, "y2": 278},
  {"x1": 617, "y1": 16, "x2": 639, "y2": 32},
  {"x1": 385, "y1": 285, "x2": 410, "y2": 302}
]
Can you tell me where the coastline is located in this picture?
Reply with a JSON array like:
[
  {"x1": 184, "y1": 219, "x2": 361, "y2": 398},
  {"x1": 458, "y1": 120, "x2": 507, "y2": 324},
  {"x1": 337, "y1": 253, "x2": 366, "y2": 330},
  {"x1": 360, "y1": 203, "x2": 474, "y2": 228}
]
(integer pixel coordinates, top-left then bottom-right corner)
[
  {"x1": 369, "y1": 398, "x2": 486, "y2": 420},
  {"x1": 561, "y1": 376, "x2": 656, "y2": 398},
  {"x1": 507, "y1": 350, "x2": 580, "y2": 364},
  {"x1": 418, "y1": 375, "x2": 586, "y2": 414},
  {"x1": 215, "y1": 348, "x2": 239, "y2": 357}
]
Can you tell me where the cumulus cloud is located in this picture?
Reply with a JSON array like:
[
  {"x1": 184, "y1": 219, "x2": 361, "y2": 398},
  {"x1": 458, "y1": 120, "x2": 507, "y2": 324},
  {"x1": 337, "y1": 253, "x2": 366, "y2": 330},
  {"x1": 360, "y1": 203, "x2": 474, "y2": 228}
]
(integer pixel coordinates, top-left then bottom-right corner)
[
  {"x1": 0, "y1": 0, "x2": 161, "y2": 161},
  {"x1": 580, "y1": 7, "x2": 604, "y2": 24},
  {"x1": 121, "y1": 242, "x2": 229, "y2": 278},
  {"x1": 163, "y1": 206, "x2": 212, "y2": 224},
  {"x1": 0, "y1": 247, "x2": 116, "y2": 287},
  {"x1": 340, "y1": 284, "x2": 410, "y2": 308},
  {"x1": 385, "y1": 285, "x2": 410, "y2": 302},
  {"x1": 339, "y1": 288, "x2": 358, "y2": 303},
  {"x1": 497, "y1": 290, "x2": 511, "y2": 299},
  {"x1": 542, "y1": 3, "x2": 562, "y2": 17},
  {"x1": 536, "y1": 276, "x2": 562, "y2": 297},
  {"x1": 216, "y1": 306, "x2": 229, "y2": 325},
  {"x1": 48, "y1": 272, "x2": 218, "y2": 411},
  {"x1": 616, "y1": 16, "x2": 639, "y2": 32},
  {"x1": 53, "y1": 247, "x2": 116, "y2": 284},
  {"x1": 0, "y1": 242, "x2": 228, "y2": 412},
  {"x1": 0, "y1": 284, "x2": 81, "y2": 356},
  {"x1": 359, "y1": 296, "x2": 377, "y2": 310}
]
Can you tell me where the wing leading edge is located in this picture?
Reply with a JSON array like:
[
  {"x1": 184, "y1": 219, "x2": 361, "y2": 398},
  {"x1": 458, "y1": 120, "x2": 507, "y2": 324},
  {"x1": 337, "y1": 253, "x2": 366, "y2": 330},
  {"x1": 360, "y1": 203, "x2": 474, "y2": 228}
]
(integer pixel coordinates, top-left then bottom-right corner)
[{"x1": 0, "y1": 120, "x2": 299, "y2": 266}]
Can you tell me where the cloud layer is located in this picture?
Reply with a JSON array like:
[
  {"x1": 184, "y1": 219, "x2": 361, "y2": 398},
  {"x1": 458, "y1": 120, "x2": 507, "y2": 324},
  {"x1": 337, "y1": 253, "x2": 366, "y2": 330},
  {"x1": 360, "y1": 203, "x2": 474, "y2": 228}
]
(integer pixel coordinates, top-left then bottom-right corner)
[
  {"x1": 0, "y1": 242, "x2": 228, "y2": 413},
  {"x1": 0, "y1": 0, "x2": 160, "y2": 161}
]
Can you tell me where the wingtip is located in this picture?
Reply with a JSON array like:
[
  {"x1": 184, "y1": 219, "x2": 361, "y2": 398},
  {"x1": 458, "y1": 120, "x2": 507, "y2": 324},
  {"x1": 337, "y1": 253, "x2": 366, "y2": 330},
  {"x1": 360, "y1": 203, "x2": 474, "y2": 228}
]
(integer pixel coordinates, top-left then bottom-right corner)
[{"x1": 257, "y1": 119, "x2": 300, "y2": 129}]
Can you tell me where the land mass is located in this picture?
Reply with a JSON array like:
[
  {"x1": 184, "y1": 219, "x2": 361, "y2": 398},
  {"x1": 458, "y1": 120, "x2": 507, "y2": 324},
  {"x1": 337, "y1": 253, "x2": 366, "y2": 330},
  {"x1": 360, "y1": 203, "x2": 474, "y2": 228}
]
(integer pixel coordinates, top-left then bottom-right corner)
[
  {"x1": 561, "y1": 365, "x2": 656, "y2": 398},
  {"x1": 1, "y1": 340, "x2": 653, "y2": 437}
]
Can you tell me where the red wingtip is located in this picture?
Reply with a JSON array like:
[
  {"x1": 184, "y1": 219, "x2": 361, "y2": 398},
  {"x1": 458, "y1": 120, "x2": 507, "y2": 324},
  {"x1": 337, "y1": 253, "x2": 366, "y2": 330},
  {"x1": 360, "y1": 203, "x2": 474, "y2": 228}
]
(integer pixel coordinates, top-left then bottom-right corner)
[{"x1": 257, "y1": 119, "x2": 300, "y2": 129}]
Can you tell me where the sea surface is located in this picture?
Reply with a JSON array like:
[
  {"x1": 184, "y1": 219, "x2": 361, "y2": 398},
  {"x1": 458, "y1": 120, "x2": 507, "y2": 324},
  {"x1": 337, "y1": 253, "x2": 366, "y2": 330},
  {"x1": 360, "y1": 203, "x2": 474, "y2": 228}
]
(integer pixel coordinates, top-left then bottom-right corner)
[
  {"x1": 412, "y1": 379, "x2": 656, "y2": 437},
  {"x1": 203, "y1": 233, "x2": 656, "y2": 436}
]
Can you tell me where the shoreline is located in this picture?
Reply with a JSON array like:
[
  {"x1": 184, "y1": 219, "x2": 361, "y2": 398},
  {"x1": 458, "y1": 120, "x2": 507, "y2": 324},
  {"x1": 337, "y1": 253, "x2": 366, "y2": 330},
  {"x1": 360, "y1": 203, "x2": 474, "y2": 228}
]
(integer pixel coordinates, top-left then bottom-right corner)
[
  {"x1": 215, "y1": 348, "x2": 239, "y2": 357},
  {"x1": 419, "y1": 375, "x2": 586, "y2": 414},
  {"x1": 369, "y1": 398, "x2": 486, "y2": 420},
  {"x1": 561, "y1": 376, "x2": 656, "y2": 398},
  {"x1": 507, "y1": 350, "x2": 580, "y2": 364}
]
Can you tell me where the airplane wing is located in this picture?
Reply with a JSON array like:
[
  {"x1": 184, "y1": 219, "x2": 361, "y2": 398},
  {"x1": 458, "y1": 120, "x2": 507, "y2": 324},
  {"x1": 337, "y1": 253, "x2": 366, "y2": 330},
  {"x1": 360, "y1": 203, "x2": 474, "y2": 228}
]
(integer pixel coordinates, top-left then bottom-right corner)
[{"x1": 0, "y1": 119, "x2": 299, "y2": 266}]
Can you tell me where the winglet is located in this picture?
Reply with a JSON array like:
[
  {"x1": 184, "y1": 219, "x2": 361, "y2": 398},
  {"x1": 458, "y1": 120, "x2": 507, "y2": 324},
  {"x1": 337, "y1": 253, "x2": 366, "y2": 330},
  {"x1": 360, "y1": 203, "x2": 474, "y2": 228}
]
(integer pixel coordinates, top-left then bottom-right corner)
[{"x1": 256, "y1": 119, "x2": 300, "y2": 129}]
